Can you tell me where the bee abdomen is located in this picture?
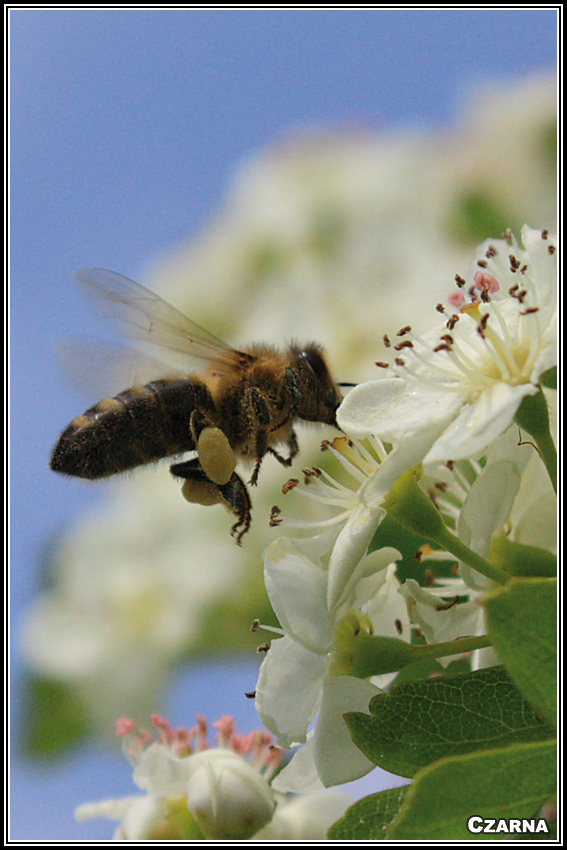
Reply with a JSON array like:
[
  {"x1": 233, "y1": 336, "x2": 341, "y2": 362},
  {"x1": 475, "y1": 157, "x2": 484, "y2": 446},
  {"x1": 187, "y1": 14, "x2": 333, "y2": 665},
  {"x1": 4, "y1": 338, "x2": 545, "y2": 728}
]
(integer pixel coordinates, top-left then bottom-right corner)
[{"x1": 50, "y1": 378, "x2": 215, "y2": 480}]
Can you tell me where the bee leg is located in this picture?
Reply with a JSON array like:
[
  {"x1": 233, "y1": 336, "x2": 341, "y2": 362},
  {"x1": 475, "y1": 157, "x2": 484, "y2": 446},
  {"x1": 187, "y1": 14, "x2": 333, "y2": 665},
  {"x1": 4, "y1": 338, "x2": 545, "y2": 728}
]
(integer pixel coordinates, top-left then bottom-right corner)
[
  {"x1": 218, "y1": 472, "x2": 252, "y2": 545},
  {"x1": 170, "y1": 459, "x2": 252, "y2": 545},
  {"x1": 267, "y1": 427, "x2": 299, "y2": 467},
  {"x1": 243, "y1": 387, "x2": 271, "y2": 486}
]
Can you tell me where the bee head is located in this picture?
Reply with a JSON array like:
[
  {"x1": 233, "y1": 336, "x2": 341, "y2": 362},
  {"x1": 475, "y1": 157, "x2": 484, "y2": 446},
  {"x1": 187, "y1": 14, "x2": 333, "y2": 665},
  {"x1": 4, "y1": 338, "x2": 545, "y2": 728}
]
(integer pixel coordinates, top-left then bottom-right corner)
[{"x1": 294, "y1": 344, "x2": 342, "y2": 425}]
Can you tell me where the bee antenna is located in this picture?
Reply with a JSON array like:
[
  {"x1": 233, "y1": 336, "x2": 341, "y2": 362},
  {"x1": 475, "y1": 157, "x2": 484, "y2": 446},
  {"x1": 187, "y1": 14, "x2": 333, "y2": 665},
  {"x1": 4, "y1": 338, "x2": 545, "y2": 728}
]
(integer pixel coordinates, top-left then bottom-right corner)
[{"x1": 338, "y1": 382, "x2": 357, "y2": 387}]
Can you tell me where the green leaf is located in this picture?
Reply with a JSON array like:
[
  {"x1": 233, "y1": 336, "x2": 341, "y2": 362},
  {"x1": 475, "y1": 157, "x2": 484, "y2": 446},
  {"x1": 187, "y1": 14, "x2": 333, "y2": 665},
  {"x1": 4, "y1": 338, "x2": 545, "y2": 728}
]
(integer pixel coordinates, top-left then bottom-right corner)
[
  {"x1": 345, "y1": 666, "x2": 554, "y2": 778},
  {"x1": 484, "y1": 578, "x2": 557, "y2": 726},
  {"x1": 540, "y1": 366, "x2": 557, "y2": 389},
  {"x1": 327, "y1": 786, "x2": 409, "y2": 840},
  {"x1": 22, "y1": 676, "x2": 90, "y2": 757},
  {"x1": 490, "y1": 534, "x2": 557, "y2": 578},
  {"x1": 386, "y1": 740, "x2": 556, "y2": 840}
]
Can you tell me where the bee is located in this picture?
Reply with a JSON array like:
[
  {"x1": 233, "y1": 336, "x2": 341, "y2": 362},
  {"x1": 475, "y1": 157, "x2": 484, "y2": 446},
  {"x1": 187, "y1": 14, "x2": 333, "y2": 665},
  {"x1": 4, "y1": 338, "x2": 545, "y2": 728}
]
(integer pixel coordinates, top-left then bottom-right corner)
[{"x1": 50, "y1": 268, "x2": 343, "y2": 543}]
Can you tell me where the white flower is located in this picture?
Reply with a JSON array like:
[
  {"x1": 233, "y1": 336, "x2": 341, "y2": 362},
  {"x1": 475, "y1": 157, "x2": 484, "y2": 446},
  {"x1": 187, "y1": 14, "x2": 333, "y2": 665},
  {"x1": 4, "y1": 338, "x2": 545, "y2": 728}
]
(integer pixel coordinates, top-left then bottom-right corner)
[
  {"x1": 398, "y1": 426, "x2": 555, "y2": 669},
  {"x1": 75, "y1": 713, "x2": 349, "y2": 840},
  {"x1": 254, "y1": 788, "x2": 351, "y2": 840},
  {"x1": 271, "y1": 433, "x2": 439, "y2": 611},
  {"x1": 254, "y1": 535, "x2": 408, "y2": 787},
  {"x1": 338, "y1": 226, "x2": 557, "y2": 466}
]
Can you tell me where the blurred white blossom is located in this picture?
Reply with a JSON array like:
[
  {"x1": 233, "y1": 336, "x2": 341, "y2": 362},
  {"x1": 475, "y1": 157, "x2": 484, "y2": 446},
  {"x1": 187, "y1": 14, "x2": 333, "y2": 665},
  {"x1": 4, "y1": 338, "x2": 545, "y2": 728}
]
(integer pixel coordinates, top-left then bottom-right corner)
[{"x1": 75, "y1": 713, "x2": 350, "y2": 840}]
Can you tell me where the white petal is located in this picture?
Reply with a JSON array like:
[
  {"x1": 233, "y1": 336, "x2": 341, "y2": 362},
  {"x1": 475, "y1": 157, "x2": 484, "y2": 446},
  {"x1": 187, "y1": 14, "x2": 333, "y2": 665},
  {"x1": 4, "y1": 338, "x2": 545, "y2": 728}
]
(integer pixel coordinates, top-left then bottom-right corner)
[
  {"x1": 399, "y1": 579, "x2": 484, "y2": 663},
  {"x1": 424, "y1": 382, "x2": 537, "y2": 464},
  {"x1": 270, "y1": 738, "x2": 325, "y2": 794},
  {"x1": 255, "y1": 790, "x2": 352, "y2": 840},
  {"x1": 120, "y1": 795, "x2": 170, "y2": 841},
  {"x1": 457, "y1": 459, "x2": 521, "y2": 591},
  {"x1": 255, "y1": 636, "x2": 327, "y2": 747},
  {"x1": 76, "y1": 795, "x2": 168, "y2": 841},
  {"x1": 313, "y1": 676, "x2": 381, "y2": 787},
  {"x1": 360, "y1": 563, "x2": 410, "y2": 640},
  {"x1": 327, "y1": 503, "x2": 385, "y2": 612},
  {"x1": 264, "y1": 538, "x2": 331, "y2": 653},
  {"x1": 520, "y1": 225, "x2": 557, "y2": 311},
  {"x1": 339, "y1": 548, "x2": 402, "y2": 616},
  {"x1": 337, "y1": 378, "x2": 461, "y2": 441},
  {"x1": 132, "y1": 742, "x2": 189, "y2": 797},
  {"x1": 360, "y1": 425, "x2": 447, "y2": 505},
  {"x1": 75, "y1": 796, "x2": 143, "y2": 823}
]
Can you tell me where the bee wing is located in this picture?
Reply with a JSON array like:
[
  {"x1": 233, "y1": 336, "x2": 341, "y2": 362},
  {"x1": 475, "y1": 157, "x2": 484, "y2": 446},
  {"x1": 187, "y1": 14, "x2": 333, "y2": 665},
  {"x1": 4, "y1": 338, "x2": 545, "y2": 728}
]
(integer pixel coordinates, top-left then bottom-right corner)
[
  {"x1": 56, "y1": 338, "x2": 187, "y2": 401},
  {"x1": 73, "y1": 267, "x2": 248, "y2": 368}
]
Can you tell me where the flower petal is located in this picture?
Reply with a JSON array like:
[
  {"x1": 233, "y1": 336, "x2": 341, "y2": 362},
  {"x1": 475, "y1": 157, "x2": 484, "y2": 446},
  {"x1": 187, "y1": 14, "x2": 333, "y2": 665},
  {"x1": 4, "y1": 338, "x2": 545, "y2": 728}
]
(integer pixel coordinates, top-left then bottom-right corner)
[
  {"x1": 132, "y1": 742, "x2": 189, "y2": 797},
  {"x1": 270, "y1": 738, "x2": 324, "y2": 794},
  {"x1": 424, "y1": 382, "x2": 537, "y2": 464},
  {"x1": 313, "y1": 675, "x2": 381, "y2": 786},
  {"x1": 399, "y1": 579, "x2": 484, "y2": 663},
  {"x1": 255, "y1": 636, "x2": 327, "y2": 747},
  {"x1": 264, "y1": 538, "x2": 331, "y2": 653},
  {"x1": 457, "y1": 458, "x2": 521, "y2": 591},
  {"x1": 337, "y1": 378, "x2": 460, "y2": 441},
  {"x1": 327, "y1": 503, "x2": 386, "y2": 611}
]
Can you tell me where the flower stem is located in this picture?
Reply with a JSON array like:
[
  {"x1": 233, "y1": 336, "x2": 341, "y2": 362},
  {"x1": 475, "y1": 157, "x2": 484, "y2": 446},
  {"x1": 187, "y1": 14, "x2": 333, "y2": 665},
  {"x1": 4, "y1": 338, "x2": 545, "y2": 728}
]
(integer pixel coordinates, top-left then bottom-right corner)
[
  {"x1": 434, "y1": 526, "x2": 510, "y2": 586},
  {"x1": 414, "y1": 634, "x2": 493, "y2": 663},
  {"x1": 383, "y1": 466, "x2": 510, "y2": 585},
  {"x1": 330, "y1": 612, "x2": 493, "y2": 678}
]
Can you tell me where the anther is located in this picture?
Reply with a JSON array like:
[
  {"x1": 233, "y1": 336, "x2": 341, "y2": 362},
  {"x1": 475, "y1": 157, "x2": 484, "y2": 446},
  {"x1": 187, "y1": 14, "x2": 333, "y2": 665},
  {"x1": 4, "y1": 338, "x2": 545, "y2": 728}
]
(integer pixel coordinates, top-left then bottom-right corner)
[
  {"x1": 393, "y1": 340, "x2": 413, "y2": 351},
  {"x1": 435, "y1": 595, "x2": 460, "y2": 611},
  {"x1": 454, "y1": 274, "x2": 466, "y2": 288},
  {"x1": 383, "y1": 334, "x2": 391, "y2": 347},
  {"x1": 425, "y1": 568, "x2": 436, "y2": 586},
  {"x1": 281, "y1": 479, "x2": 299, "y2": 494},
  {"x1": 269, "y1": 506, "x2": 282, "y2": 526},
  {"x1": 396, "y1": 325, "x2": 412, "y2": 336},
  {"x1": 375, "y1": 360, "x2": 389, "y2": 368}
]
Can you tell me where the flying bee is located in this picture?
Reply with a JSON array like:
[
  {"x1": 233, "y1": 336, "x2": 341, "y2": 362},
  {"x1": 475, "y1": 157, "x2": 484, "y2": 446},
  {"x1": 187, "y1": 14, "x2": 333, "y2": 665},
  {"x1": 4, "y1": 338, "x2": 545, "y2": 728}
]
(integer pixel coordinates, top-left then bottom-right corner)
[{"x1": 50, "y1": 268, "x2": 343, "y2": 543}]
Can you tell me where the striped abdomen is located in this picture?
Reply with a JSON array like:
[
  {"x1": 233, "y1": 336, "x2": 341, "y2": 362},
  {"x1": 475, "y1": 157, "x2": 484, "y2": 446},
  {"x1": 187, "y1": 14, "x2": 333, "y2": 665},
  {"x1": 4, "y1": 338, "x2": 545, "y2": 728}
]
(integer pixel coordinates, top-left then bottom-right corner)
[{"x1": 50, "y1": 377, "x2": 215, "y2": 480}]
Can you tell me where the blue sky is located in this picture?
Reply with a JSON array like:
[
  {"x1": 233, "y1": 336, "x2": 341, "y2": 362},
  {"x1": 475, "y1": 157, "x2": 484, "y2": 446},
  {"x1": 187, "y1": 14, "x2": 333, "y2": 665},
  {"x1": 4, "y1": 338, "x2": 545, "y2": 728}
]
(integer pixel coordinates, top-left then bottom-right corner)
[{"x1": 10, "y1": 8, "x2": 557, "y2": 840}]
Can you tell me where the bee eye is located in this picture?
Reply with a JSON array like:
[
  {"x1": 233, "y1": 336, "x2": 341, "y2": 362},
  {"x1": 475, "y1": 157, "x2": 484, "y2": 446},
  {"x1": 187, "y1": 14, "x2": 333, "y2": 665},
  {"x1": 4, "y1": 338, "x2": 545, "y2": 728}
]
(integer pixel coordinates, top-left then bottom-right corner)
[{"x1": 298, "y1": 348, "x2": 329, "y2": 382}]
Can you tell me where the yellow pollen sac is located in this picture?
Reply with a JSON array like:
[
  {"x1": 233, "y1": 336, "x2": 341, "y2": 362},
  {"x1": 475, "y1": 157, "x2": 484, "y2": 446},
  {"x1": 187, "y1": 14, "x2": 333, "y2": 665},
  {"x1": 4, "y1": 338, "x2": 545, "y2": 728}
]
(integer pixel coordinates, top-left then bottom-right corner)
[
  {"x1": 197, "y1": 427, "x2": 237, "y2": 485},
  {"x1": 182, "y1": 478, "x2": 224, "y2": 507}
]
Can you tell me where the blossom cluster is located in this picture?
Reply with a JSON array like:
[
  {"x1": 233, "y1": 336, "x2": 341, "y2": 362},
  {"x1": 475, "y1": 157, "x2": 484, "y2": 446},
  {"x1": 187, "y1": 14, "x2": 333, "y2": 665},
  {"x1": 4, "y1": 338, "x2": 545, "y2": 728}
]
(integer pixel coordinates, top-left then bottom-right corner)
[
  {"x1": 253, "y1": 224, "x2": 557, "y2": 793},
  {"x1": 76, "y1": 713, "x2": 350, "y2": 840}
]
